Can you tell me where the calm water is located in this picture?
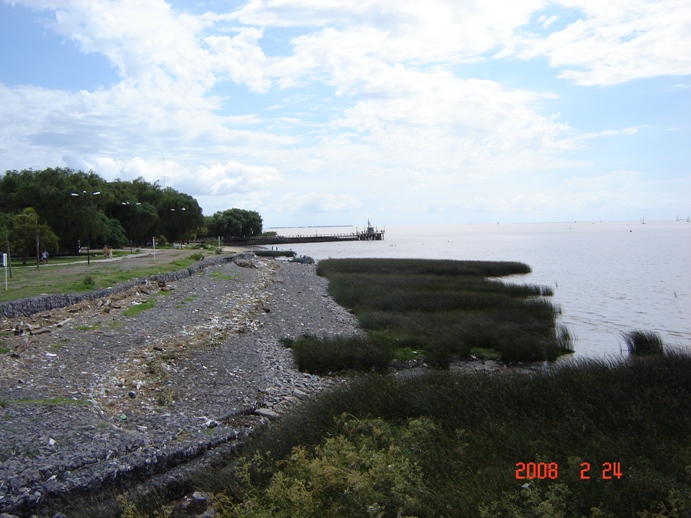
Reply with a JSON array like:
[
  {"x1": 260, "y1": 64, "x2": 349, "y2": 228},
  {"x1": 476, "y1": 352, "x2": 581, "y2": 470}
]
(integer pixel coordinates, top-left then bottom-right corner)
[{"x1": 270, "y1": 221, "x2": 691, "y2": 358}]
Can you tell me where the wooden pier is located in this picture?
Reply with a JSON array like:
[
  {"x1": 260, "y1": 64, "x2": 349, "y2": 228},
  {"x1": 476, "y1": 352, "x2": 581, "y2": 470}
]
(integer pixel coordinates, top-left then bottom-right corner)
[
  {"x1": 222, "y1": 221, "x2": 385, "y2": 246},
  {"x1": 224, "y1": 233, "x2": 359, "y2": 246}
]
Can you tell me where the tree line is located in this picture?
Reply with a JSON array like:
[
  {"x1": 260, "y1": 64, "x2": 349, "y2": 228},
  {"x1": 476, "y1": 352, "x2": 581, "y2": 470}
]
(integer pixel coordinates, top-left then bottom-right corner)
[{"x1": 0, "y1": 167, "x2": 263, "y2": 264}]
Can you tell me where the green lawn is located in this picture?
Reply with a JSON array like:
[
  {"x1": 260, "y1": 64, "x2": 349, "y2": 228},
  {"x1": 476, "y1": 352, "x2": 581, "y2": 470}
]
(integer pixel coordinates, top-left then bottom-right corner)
[{"x1": 0, "y1": 249, "x2": 209, "y2": 303}]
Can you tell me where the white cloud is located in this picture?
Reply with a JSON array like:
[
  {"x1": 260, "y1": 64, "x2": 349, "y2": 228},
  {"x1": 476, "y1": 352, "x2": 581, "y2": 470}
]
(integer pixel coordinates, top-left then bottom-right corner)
[
  {"x1": 323, "y1": 71, "x2": 576, "y2": 176},
  {"x1": 507, "y1": 0, "x2": 691, "y2": 85},
  {"x1": 206, "y1": 27, "x2": 271, "y2": 92},
  {"x1": 75, "y1": 156, "x2": 281, "y2": 197},
  {"x1": 197, "y1": 161, "x2": 281, "y2": 194},
  {"x1": 48, "y1": 0, "x2": 214, "y2": 88},
  {"x1": 538, "y1": 14, "x2": 558, "y2": 28},
  {"x1": 232, "y1": 0, "x2": 544, "y2": 61}
]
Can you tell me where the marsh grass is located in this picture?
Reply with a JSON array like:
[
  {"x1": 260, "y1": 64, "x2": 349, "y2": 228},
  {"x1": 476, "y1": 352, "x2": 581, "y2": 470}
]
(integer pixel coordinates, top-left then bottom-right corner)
[
  {"x1": 623, "y1": 329, "x2": 665, "y2": 356},
  {"x1": 292, "y1": 334, "x2": 391, "y2": 374},
  {"x1": 200, "y1": 351, "x2": 691, "y2": 517},
  {"x1": 306, "y1": 258, "x2": 571, "y2": 370}
]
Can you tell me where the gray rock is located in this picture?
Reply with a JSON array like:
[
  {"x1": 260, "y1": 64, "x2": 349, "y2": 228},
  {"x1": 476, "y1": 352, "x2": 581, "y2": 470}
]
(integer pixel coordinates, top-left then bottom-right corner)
[
  {"x1": 0, "y1": 259, "x2": 360, "y2": 514},
  {"x1": 255, "y1": 407, "x2": 281, "y2": 420}
]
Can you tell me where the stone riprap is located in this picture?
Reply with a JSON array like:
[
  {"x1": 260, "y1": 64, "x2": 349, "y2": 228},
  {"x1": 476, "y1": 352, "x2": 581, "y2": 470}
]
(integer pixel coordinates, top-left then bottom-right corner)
[{"x1": 0, "y1": 255, "x2": 359, "y2": 516}]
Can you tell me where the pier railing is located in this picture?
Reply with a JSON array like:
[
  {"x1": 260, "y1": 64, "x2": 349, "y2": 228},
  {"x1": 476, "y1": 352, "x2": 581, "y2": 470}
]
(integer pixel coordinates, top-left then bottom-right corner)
[
  {"x1": 223, "y1": 233, "x2": 359, "y2": 246},
  {"x1": 222, "y1": 230, "x2": 384, "y2": 246}
]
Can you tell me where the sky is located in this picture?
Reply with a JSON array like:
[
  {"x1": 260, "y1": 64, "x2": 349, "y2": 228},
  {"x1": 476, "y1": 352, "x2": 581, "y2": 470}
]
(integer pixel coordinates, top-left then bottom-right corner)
[{"x1": 0, "y1": 0, "x2": 689, "y2": 227}]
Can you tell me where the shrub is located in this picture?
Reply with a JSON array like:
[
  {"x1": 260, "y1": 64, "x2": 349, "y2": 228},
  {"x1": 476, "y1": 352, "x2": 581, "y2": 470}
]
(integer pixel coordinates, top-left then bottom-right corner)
[
  {"x1": 623, "y1": 329, "x2": 665, "y2": 356},
  {"x1": 424, "y1": 342, "x2": 452, "y2": 369},
  {"x1": 189, "y1": 252, "x2": 205, "y2": 261},
  {"x1": 218, "y1": 415, "x2": 437, "y2": 517},
  {"x1": 82, "y1": 275, "x2": 95, "y2": 286},
  {"x1": 278, "y1": 336, "x2": 295, "y2": 348}
]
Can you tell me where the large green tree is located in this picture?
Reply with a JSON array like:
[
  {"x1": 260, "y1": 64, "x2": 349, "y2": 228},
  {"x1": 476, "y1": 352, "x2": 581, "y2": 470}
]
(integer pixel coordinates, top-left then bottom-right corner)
[
  {"x1": 7, "y1": 208, "x2": 60, "y2": 265},
  {"x1": 205, "y1": 208, "x2": 263, "y2": 239},
  {"x1": 156, "y1": 189, "x2": 204, "y2": 243},
  {"x1": 1, "y1": 168, "x2": 108, "y2": 252},
  {"x1": 1, "y1": 167, "x2": 261, "y2": 251},
  {"x1": 112, "y1": 201, "x2": 159, "y2": 247}
]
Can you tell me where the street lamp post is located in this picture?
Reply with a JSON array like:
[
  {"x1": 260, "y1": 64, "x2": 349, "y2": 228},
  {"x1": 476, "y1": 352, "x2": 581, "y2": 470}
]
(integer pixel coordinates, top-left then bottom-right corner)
[
  {"x1": 169, "y1": 207, "x2": 186, "y2": 247},
  {"x1": 71, "y1": 190, "x2": 100, "y2": 265},
  {"x1": 121, "y1": 201, "x2": 142, "y2": 254}
]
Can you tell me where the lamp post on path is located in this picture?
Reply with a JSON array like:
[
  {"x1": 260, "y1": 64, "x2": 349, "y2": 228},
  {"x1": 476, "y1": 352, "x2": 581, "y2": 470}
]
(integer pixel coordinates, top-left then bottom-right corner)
[
  {"x1": 169, "y1": 207, "x2": 186, "y2": 247},
  {"x1": 121, "y1": 201, "x2": 142, "y2": 254},
  {"x1": 71, "y1": 190, "x2": 100, "y2": 265}
]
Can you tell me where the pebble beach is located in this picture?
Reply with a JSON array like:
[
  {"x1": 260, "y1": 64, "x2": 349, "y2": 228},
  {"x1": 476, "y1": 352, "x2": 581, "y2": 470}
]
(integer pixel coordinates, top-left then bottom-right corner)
[{"x1": 0, "y1": 254, "x2": 360, "y2": 516}]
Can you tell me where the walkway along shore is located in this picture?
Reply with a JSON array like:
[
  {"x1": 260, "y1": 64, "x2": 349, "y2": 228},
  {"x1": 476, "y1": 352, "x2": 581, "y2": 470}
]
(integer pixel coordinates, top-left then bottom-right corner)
[{"x1": 0, "y1": 254, "x2": 360, "y2": 516}]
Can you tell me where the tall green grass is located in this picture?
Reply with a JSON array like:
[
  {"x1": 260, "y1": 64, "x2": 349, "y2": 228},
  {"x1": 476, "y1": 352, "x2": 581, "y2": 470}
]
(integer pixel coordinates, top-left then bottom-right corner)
[
  {"x1": 291, "y1": 335, "x2": 390, "y2": 374},
  {"x1": 623, "y1": 329, "x2": 665, "y2": 356},
  {"x1": 198, "y1": 351, "x2": 691, "y2": 517},
  {"x1": 299, "y1": 258, "x2": 571, "y2": 371}
]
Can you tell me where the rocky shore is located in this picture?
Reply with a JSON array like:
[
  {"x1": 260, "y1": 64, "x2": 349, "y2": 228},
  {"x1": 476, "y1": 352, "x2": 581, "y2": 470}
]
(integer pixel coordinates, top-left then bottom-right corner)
[{"x1": 0, "y1": 254, "x2": 359, "y2": 517}]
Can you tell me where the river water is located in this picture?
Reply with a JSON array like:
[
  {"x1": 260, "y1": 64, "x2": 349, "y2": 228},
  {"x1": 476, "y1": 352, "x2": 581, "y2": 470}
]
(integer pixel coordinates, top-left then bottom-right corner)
[{"x1": 268, "y1": 220, "x2": 691, "y2": 359}]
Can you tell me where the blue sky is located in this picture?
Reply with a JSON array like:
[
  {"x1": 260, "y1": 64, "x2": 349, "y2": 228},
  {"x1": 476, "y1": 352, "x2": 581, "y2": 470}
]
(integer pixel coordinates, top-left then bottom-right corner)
[{"x1": 0, "y1": 0, "x2": 689, "y2": 227}]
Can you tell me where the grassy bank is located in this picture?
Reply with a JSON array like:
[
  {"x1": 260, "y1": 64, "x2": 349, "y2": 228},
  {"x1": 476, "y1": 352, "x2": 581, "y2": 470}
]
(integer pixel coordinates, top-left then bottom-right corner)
[
  {"x1": 0, "y1": 249, "x2": 210, "y2": 303},
  {"x1": 292, "y1": 258, "x2": 571, "y2": 371},
  {"x1": 191, "y1": 351, "x2": 691, "y2": 517}
]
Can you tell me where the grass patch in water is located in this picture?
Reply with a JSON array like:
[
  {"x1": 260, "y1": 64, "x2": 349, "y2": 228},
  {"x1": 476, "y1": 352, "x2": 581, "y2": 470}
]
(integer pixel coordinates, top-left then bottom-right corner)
[{"x1": 301, "y1": 258, "x2": 572, "y2": 372}]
